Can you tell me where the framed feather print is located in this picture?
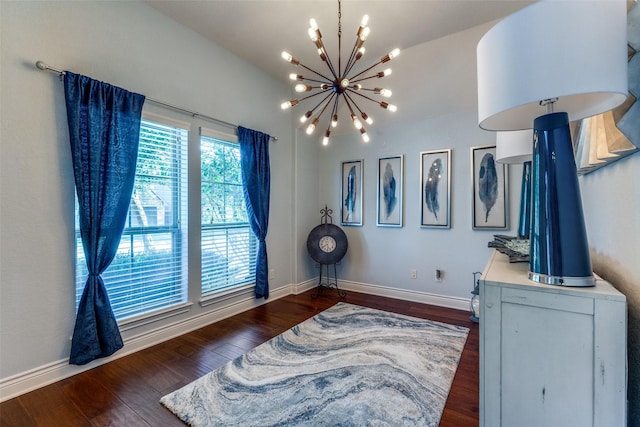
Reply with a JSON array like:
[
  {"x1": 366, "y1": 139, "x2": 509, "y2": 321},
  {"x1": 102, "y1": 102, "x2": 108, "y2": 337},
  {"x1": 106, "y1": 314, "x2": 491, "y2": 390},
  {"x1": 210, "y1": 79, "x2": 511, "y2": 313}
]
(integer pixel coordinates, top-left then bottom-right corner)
[
  {"x1": 377, "y1": 155, "x2": 403, "y2": 227},
  {"x1": 420, "y1": 149, "x2": 451, "y2": 228},
  {"x1": 471, "y1": 145, "x2": 508, "y2": 230},
  {"x1": 341, "y1": 159, "x2": 363, "y2": 226}
]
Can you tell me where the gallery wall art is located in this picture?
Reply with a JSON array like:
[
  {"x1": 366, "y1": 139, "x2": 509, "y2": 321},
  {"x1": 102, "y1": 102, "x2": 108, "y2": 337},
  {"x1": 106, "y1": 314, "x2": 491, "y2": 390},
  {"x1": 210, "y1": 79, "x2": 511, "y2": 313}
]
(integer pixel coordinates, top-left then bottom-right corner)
[
  {"x1": 420, "y1": 149, "x2": 451, "y2": 228},
  {"x1": 377, "y1": 155, "x2": 403, "y2": 227},
  {"x1": 341, "y1": 160, "x2": 363, "y2": 226},
  {"x1": 471, "y1": 145, "x2": 508, "y2": 230}
]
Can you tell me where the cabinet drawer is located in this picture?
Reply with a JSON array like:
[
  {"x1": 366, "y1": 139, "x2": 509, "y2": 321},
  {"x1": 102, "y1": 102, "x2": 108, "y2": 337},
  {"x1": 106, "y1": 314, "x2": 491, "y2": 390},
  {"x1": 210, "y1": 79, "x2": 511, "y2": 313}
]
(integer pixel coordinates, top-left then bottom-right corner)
[{"x1": 501, "y1": 286, "x2": 594, "y2": 315}]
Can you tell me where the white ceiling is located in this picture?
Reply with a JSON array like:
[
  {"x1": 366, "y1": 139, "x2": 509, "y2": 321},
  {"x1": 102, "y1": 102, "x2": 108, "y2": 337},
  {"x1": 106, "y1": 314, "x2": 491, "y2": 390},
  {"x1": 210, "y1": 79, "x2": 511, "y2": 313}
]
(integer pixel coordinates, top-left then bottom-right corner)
[{"x1": 144, "y1": 0, "x2": 533, "y2": 130}]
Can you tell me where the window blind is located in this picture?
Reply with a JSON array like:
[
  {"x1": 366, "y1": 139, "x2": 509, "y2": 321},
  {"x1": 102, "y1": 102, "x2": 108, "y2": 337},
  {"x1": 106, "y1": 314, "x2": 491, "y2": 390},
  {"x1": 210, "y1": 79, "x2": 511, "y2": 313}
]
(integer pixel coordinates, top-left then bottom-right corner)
[
  {"x1": 75, "y1": 119, "x2": 188, "y2": 320},
  {"x1": 200, "y1": 130, "x2": 257, "y2": 296}
]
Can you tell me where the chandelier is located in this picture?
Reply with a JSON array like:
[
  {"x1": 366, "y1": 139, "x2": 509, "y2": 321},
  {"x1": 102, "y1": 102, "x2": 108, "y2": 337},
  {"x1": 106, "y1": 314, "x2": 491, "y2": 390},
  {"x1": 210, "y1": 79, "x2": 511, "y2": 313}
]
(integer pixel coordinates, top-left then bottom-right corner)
[{"x1": 280, "y1": 0, "x2": 400, "y2": 146}]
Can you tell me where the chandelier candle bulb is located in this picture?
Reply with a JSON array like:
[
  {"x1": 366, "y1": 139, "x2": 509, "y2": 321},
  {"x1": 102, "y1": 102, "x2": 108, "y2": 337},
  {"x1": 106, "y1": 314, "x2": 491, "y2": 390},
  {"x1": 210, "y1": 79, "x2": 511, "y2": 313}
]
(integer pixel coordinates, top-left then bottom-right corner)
[
  {"x1": 300, "y1": 111, "x2": 312, "y2": 123},
  {"x1": 295, "y1": 84, "x2": 312, "y2": 93},
  {"x1": 380, "y1": 101, "x2": 397, "y2": 112},
  {"x1": 361, "y1": 112, "x2": 373, "y2": 125},
  {"x1": 360, "y1": 128, "x2": 370, "y2": 143},
  {"x1": 308, "y1": 27, "x2": 321, "y2": 42},
  {"x1": 306, "y1": 117, "x2": 319, "y2": 135},
  {"x1": 374, "y1": 88, "x2": 392, "y2": 98},
  {"x1": 381, "y1": 48, "x2": 401, "y2": 63},
  {"x1": 281, "y1": 51, "x2": 299, "y2": 65},
  {"x1": 359, "y1": 27, "x2": 370, "y2": 41},
  {"x1": 281, "y1": 100, "x2": 298, "y2": 110},
  {"x1": 322, "y1": 129, "x2": 331, "y2": 146},
  {"x1": 351, "y1": 115, "x2": 363, "y2": 130}
]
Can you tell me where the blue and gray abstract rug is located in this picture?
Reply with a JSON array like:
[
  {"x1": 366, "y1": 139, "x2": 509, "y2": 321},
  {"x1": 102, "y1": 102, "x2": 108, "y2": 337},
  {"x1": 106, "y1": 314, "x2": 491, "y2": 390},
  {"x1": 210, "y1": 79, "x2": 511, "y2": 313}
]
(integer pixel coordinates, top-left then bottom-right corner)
[{"x1": 160, "y1": 302, "x2": 469, "y2": 426}]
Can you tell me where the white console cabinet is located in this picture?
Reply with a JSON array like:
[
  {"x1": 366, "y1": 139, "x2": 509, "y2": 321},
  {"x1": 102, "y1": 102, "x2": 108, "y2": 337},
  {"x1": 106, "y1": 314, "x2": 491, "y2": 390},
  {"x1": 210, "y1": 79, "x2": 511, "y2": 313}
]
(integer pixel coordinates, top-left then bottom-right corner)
[{"x1": 479, "y1": 251, "x2": 627, "y2": 427}]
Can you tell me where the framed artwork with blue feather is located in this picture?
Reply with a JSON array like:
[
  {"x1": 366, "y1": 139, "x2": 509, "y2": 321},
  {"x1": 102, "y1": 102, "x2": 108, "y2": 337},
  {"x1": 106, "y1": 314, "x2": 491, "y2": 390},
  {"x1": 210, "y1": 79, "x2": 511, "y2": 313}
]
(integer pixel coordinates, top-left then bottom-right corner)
[
  {"x1": 420, "y1": 149, "x2": 451, "y2": 228},
  {"x1": 377, "y1": 155, "x2": 404, "y2": 227},
  {"x1": 341, "y1": 159, "x2": 363, "y2": 226},
  {"x1": 471, "y1": 145, "x2": 509, "y2": 230}
]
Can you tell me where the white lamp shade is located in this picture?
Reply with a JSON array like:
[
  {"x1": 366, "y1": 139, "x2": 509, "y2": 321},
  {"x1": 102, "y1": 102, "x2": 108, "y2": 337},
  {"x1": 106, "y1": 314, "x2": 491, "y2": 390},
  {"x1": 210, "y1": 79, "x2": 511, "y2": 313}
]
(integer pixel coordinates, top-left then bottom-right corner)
[
  {"x1": 496, "y1": 129, "x2": 533, "y2": 164},
  {"x1": 477, "y1": 0, "x2": 628, "y2": 131}
]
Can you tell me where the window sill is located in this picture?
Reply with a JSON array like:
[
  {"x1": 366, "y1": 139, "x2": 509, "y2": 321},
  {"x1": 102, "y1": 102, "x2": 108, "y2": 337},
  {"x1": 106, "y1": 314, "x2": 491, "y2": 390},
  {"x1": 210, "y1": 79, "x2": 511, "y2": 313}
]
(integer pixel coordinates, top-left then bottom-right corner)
[
  {"x1": 118, "y1": 302, "x2": 194, "y2": 332},
  {"x1": 199, "y1": 283, "x2": 255, "y2": 307}
]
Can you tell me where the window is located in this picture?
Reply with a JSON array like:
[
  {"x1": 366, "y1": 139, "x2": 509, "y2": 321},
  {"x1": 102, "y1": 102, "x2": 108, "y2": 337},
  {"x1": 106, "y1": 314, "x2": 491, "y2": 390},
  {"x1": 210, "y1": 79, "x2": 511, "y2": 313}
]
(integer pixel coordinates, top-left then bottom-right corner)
[
  {"x1": 75, "y1": 118, "x2": 188, "y2": 320},
  {"x1": 200, "y1": 129, "x2": 257, "y2": 296}
]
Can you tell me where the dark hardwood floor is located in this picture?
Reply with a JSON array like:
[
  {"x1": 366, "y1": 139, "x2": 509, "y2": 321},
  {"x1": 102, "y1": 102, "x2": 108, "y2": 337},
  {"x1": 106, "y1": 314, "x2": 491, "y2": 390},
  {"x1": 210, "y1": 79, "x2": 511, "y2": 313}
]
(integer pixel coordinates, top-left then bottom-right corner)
[{"x1": 0, "y1": 289, "x2": 479, "y2": 426}]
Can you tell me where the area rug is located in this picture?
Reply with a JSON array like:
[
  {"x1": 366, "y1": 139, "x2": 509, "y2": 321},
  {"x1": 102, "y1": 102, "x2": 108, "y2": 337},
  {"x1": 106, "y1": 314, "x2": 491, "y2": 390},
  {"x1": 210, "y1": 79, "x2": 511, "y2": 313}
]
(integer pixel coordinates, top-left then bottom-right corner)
[{"x1": 160, "y1": 302, "x2": 469, "y2": 426}]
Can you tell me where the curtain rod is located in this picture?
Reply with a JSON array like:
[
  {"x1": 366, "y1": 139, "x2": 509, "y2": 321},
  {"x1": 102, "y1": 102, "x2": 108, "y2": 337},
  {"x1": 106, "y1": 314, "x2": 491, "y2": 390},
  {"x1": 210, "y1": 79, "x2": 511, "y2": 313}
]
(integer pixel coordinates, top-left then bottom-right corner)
[{"x1": 34, "y1": 60, "x2": 278, "y2": 141}]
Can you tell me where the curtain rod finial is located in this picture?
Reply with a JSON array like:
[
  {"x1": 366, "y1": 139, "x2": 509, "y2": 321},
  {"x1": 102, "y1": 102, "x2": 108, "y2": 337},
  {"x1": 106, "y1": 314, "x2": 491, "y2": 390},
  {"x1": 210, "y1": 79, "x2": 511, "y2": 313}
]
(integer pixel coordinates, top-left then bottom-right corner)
[{"x1": 35, "y1": 60, "x2": 47, "y2": 70}]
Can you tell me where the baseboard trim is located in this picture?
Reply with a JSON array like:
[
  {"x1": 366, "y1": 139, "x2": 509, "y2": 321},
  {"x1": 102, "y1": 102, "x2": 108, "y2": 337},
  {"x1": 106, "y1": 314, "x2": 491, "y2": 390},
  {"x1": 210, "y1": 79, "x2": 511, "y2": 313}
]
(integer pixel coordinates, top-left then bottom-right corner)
[
  {"x1": 338, "y1": 280, "x2": 471, "y2": 312},
  {"x1": 0, "y1": 284, "x2": 292, "y2": 402},
  {"x1": 292, "y1": 278, "x2": 318, "y2": 295},
  {"x1": 0, "y1": 280, "x2": 470, "y2": 402}
]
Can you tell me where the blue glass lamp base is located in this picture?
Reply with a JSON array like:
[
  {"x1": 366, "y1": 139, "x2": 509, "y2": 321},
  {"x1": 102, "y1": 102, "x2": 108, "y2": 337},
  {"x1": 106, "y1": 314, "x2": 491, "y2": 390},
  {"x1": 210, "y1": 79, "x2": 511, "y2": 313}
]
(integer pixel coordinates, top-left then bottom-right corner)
[
  {"x1": 517, "y1": 161, "x2": 531, "y2": 239},
  {"x1": 528, "y1": 271, "x2": 594, "y2": 287},
  {"x1": 529, "y1": 112, "x2": 595, "y2": 287}
]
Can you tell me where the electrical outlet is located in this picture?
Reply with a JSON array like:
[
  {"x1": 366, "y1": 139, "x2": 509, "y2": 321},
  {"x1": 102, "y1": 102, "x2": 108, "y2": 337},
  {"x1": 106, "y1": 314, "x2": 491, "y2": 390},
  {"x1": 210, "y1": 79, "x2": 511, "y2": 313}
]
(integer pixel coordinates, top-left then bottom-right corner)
[
  {"x1": 435, "y1": 269, "x2": 443, "y2": 282},
  {"x1": 410, "y1": 269, "x2": 417, "y2": 279},
  {"x1": 269, "y1": 269, "x2": 276, "y2": 280}
]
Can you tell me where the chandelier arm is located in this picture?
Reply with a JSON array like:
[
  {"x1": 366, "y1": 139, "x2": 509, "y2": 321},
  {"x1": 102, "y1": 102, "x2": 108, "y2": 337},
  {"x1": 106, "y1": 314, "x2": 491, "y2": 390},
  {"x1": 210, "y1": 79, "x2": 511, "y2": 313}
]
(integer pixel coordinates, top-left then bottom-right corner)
[
  {"x1": 346, "y1": 88, "x2": 385, "y2": 105},
  {"x1": 298, "y1": 62, "x2": 334, "y2": 82},
  {"x1": 300, "y1": 77, "x2": 330, "y2": 85},
  {"x1": 316, "y1": 93, "x2": 336, "y2": 119},
  {"x1": 342, "y1": 94, "x2": 358, "y2": 117},
  {"x1": 343, "y1": 38, "x2": 364, "y2": 76},
  {"x1": 350, "y1": 74, "x2": 385, "y2": 84},
  {"x1": 316, "y1": 39, "x2": 339, "y2": 80},
  {"x1": 324, "y1": 96, "x2": 340, "y2": 130},
  {"x1": 307, "y1": 91, "x2": 336, "y2": 115},
  {"x1": 295, "y1": 89, "x2": 335, "y2": 105},
  {"x1": 344, "y1": 92, "x2": 366, "y2": 114},
  {"x1": 331, "y1": 96, "x2": 340, "y2": 118},
  {"x1": 324, "y1": 54, "x2": 340, "y2": 81},
  {"x1": 349, "y1": 59, "x2": 384, "y2": 81}
]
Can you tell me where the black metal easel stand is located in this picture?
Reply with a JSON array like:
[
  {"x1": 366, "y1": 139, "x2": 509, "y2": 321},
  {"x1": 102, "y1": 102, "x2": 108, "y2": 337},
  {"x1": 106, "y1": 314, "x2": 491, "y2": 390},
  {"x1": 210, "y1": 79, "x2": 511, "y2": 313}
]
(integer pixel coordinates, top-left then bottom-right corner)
[{"x1": 311, "y1": 262, "x2": 346, "y2": 299}]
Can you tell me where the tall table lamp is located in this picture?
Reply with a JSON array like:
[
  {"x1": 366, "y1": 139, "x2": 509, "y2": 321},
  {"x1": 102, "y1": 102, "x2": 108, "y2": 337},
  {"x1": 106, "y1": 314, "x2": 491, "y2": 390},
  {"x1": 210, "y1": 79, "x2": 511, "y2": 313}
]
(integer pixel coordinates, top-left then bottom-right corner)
[
  {"x1": 496, "y1": 130, "x2": 533, "y2": 239},
  {"x1": 477, "y1": 0, "x2": 628, "y2": 287}
]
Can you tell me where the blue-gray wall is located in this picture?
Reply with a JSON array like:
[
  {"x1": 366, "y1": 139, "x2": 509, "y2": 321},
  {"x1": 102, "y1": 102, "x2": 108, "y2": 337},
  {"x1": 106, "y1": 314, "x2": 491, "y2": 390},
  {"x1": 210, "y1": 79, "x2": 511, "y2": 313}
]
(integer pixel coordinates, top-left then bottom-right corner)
[{"x1": 1, "y1": 2, "x2": 638, "y2": 423}]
